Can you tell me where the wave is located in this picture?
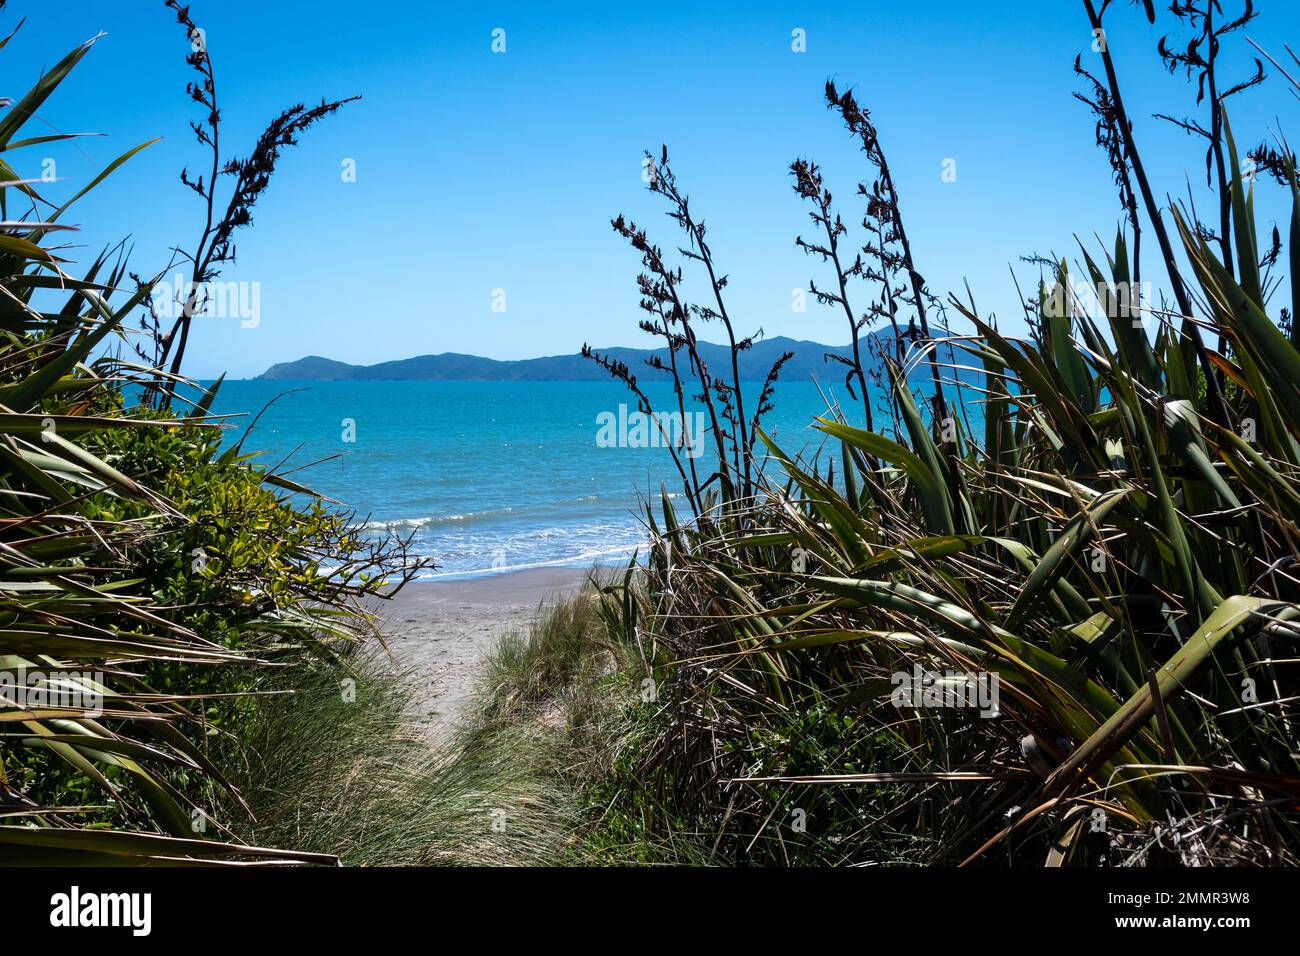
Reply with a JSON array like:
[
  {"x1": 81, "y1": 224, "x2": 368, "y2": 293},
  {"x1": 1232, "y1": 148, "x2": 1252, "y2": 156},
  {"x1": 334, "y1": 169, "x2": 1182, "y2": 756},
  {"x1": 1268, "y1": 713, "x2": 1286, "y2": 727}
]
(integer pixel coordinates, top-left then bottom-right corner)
[
  {"x1": 360, "y1": 493, "x2": 638, "y2": 533},
  {"x1": 360, "y1": 507, "x2": 516, "y2": 530},
  {"x1": 412, "y1": 542, "x2": 643, "y2": 580}
]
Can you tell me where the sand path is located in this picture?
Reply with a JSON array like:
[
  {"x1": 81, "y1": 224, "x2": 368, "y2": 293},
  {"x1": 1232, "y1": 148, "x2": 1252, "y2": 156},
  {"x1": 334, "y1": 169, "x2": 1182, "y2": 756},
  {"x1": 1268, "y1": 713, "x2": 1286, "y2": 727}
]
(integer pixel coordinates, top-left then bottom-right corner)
[{"x1": 373, "y1": 566, "x2": 591, "y2": 736}]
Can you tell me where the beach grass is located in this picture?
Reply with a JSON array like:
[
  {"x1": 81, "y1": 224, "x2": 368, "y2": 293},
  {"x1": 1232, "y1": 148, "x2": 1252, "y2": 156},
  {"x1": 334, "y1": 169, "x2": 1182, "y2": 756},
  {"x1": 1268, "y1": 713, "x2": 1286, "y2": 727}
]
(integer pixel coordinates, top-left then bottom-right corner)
[
  {"x1": 216, "y1": 581, "x2": 786, "y2": 866},
  {"x1": 219, "y1": 589, "x2": 633, "y2": 866},
  {"x1": 220, "y1": 645, "x2": 581, "y2": 865}
]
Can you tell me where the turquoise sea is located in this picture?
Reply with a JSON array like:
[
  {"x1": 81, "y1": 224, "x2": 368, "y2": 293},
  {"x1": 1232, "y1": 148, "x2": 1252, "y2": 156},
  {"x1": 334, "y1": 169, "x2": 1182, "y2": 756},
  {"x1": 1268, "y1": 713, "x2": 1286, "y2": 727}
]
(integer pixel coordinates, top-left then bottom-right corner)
[{"x1": 206, "y1": 379, "x2": 860, "y2": 579}]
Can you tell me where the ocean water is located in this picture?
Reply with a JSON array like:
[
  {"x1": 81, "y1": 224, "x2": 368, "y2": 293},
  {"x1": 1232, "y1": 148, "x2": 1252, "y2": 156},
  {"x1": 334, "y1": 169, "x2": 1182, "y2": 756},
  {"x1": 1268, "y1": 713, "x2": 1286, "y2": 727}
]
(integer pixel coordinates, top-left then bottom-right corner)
[{"x1": 205, "y1": 379, "x2": 853, "y2": 579}]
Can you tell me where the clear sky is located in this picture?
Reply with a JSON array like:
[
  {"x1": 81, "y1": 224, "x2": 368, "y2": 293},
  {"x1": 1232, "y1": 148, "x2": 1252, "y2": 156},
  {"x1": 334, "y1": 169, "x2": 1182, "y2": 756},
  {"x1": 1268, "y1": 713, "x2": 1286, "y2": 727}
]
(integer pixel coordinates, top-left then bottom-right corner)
[{"x1": 5, "y1": 0, "x2": 1299, "y2": 379}]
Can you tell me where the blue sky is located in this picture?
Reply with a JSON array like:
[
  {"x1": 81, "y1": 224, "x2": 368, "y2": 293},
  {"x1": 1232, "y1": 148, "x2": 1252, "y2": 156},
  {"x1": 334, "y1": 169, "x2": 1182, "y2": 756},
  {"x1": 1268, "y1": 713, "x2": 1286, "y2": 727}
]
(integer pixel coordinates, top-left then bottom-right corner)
[{"x1": 5, "y1": 0, "x2": 1299, "y2": 379}]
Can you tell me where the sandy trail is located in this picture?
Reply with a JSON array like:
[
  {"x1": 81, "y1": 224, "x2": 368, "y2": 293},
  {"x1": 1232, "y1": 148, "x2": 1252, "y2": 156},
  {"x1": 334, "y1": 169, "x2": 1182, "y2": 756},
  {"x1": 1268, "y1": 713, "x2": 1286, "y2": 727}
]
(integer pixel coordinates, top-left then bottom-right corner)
[{"x1": 372, "y1": 566, "x2": 591, "y2": 737}]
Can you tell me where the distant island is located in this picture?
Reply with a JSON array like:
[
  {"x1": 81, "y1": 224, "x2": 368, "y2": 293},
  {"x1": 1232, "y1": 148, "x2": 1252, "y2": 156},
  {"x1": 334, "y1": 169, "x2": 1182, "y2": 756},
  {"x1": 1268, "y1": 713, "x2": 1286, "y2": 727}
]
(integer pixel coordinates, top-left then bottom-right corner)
[{"x1": 258, "y1": 335, "x2": 872, "y2": 381}]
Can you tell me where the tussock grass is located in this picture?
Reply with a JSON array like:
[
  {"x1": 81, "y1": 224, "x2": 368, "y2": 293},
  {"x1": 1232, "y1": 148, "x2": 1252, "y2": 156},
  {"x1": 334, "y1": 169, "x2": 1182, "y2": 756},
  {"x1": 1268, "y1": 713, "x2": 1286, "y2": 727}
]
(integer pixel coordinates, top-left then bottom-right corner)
[
  {"x1": 220, "y1": 582, "x2": 759, "y2": 866},
  {"x1": 223, "y1": 647, "x2": 581, "y2": 866},
  {"x1": 475, "y1": 589, "x2": 615, "y2": 722}
]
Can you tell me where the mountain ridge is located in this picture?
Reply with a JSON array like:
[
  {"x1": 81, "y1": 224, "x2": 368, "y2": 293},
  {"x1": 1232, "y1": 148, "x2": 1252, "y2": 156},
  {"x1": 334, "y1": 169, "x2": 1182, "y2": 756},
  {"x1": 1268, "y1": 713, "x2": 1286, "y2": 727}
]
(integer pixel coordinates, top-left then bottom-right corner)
[{"x1": 258, "y1": 335, "x2": 879, "y2": 382}]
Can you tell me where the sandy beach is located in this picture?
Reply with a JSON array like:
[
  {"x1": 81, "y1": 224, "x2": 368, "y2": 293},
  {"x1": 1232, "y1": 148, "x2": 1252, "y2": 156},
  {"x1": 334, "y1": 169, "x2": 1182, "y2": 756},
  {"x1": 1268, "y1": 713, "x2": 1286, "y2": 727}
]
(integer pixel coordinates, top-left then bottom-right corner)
[{"x1": 372, "y1": 566, "x2": 594, "y2": 735}]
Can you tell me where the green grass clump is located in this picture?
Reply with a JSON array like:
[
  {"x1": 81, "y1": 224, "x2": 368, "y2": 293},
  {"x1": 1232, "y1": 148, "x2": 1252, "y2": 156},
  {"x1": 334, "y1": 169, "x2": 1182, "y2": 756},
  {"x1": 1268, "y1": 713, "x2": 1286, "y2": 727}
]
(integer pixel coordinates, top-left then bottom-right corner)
[
  {"x1": 217, "y1": 583, "x2": 760, "y2": 866},
  {"x1": 222, "y1": 647, "x2": 580, "y2": 866},
  {"x1": 221, "y1": 587, "x2": 647, "y2": 866},
  {"x1": 476, "y1": 589, "x2": 617, "y2": 721}
]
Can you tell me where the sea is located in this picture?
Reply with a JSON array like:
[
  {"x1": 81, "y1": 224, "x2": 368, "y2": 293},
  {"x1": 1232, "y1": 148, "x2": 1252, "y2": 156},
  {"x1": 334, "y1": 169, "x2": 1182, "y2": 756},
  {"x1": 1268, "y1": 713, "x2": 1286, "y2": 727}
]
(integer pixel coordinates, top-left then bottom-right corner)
[{"x1": 204, "y1": 377, "x2": 969, "y2": 580}]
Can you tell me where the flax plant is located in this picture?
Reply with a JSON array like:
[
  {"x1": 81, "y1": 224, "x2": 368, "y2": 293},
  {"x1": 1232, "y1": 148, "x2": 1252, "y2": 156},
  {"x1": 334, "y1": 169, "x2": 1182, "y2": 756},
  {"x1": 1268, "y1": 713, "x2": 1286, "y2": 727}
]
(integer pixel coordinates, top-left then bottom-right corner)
[
  {"x1": 593, "y1": 1, "x2": 1300, "y2": 865},
  {"x1": 0, "y1": 14, "x2": 411, "y2": 863}
]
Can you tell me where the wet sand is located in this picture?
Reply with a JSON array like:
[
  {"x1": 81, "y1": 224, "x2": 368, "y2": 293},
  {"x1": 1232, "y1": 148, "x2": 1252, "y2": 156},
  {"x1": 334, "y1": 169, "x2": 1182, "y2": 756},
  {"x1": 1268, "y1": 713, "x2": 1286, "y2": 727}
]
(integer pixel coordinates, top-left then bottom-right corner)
[{"x1": 372, "y1": 566, "x2": 593, "y2": 736}]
